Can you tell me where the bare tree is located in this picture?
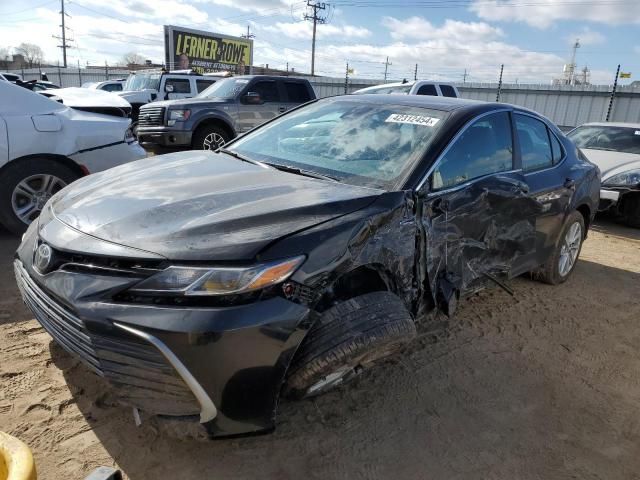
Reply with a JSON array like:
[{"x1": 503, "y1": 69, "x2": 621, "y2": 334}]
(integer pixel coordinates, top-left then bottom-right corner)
[
  {"x1": 0, "y1": 47, "x2": 11, "y2": 69},
  {"x1": 15, "y1": 43, "x2": 43, "y2": 67},
  {"x1": 121, "y1": 52, "x2": 146, "y2": 66}
]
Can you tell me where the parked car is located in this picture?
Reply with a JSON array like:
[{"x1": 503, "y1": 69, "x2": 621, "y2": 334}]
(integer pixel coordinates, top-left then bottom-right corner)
[
  {"x1": 137, "y1": 75, "x2": 317, "y2": 150},
  {"x1": 353, "y1": 80, "x2": 460, "y2": 98},
  {"x1": 14, "y1": 79, "x2": 60, "y2": 91},
  {"x1": 15, "y1": 95, "x2": 599, "y2": 438},
  {"x1": 118, "y1": 70, "x2": 220, "y2": 123},
  {"x1": 82, "y1": 80, "x2": 126, "y2": 92},
  {"x1": 0, "y1": 82, "x2": 146, "y2": 233},
  {"x1": 567, "y1": 122, "x2": 640, "y2": 227},
  {"x1": 0, "y1": 72, "x2": 22, "y2": 82}
]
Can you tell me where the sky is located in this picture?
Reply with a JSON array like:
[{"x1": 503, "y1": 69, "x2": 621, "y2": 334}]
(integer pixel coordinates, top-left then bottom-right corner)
[{"x1": 0, "y1": 0, "x2": 638, "y2": 85}]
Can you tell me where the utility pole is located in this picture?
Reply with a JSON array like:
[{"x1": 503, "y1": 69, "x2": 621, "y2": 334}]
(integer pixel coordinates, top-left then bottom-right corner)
[
  {"x1": 463, "y1": 69, "x2": 468, "y2": 83},
  {"x1": 496, "y1": 64, "x2": 504, "y2": 102},
  {"x1": 304, "y1": 1, "x2": 327, "y2": 76},
  {"x1": 606, "y1": 64, "x2": 621, "y2": 122},
  {"x1": 53, "y1": 0, "x2": 71, "y2": 67},
  {"x1": 344, "y1": 62, "x2": 349, "y2": 94},
  {"x1": 414, "y1": 63, "x2": 418, "y2": 81},
  {"x1": 241, "y1": 25, "x2": 255, "y2": 39},
  {"x1": 383, "y1": 56, "x2": 392, "y2": 82}
]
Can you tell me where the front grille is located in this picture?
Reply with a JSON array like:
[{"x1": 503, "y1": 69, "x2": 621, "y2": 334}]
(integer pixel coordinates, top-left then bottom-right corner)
[
  {"x1": 137, "y1": 106, "x2": 165, "y2": 127},
  {"x1": 14, "y1": 260, "x2": 200, "y2": 417}
]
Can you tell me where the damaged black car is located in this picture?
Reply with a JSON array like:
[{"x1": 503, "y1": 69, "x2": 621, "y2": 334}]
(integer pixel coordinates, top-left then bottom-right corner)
[{"x1": 15, "y1": 95, "x2": 600, "y2": 438}]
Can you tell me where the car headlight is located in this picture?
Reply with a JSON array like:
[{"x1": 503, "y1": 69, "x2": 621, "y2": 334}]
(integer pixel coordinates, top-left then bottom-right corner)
[
  {"x1": 130, "y1": 256, "x2": 305, "y2": 296},
  {"x1": 603, "y1": 169, "x2": 640, "y2": 187},
  {"x1": 167, "y1": 109, "x2": 190, "y2": 126}
]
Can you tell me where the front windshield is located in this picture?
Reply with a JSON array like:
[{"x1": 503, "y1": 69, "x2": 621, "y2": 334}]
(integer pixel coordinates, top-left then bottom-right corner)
[
  {"x1": 198, "y1": 77, "x2": 250, "y2": 99},
  {"x1": 359, "y1": 85, "x2": 412, "y2": 95},
  {"x1": 124, "y1": 73, "x2": 161, "y2": 91},
  {"x1": 229, "y1": 98, "x2": 446, "y2": 190},
  {"x1": 568, "y1": 125, "x2": 640, "y2": 155}
]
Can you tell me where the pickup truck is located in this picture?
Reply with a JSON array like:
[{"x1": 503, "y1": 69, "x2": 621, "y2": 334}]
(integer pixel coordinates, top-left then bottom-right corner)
[{"x1": 136, "y1": 75, "x2": 316, "y2": 150}]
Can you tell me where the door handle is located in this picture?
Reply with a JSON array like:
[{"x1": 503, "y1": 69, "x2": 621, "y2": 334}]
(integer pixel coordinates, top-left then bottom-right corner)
[
  {"x1": 278, "y1": 106, "x2": 286, "y2": 113},
  {"x1": 564, "y1": 178, "x2": 576, "y2": 190}
]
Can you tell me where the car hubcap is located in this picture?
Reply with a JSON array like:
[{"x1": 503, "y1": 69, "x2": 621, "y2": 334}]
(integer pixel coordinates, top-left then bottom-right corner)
[
  {"x1": 558, "y1": 221, "x2": 582, "y2": 277},
  {"x1": 202, "y1": 132, "x2": 226, "y2": 150},
  {"x1": 11, "y1": 174, "x2": 67, "y2": 225}
]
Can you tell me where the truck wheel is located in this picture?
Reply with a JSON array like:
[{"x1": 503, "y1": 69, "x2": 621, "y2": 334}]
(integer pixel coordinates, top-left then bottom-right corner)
[
  {"x1": 192, "y1": 125, "x2": 230, "y2": 151},
  {"x1": 0, "y1": 159, "x2": 79, "y2": 235},
  {"x1": 535, "y1": 210, "x2": 585, "y2": 285},
  {"x1": 285, "y1": 292, "x2": 416, "y2": 399},
  {"x1": 620, "y1": 194, "x2": 640, "y2": 228}
]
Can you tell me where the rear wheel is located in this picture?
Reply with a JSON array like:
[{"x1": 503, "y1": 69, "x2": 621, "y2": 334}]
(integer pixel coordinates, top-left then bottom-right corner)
[
  {"x1": 192, "y1": 124, "x2": 230, "y2": 151},
  {"x1": 536, "y1": 210, "x2": 585, "y2": 285},
  {"x1": 0, "y1": 159, "x2": 79, "y2": 234},
  {"x1": 285, "y1": 292, "x2": 416, "y2": 399}
]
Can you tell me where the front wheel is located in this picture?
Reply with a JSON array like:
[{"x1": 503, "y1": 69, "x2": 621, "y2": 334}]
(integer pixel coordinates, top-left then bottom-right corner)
[
  {"x1": 192, "y1": 125, "x2": 230, "y2": 151},
  {"x1": 0, "y1": 159, "x2": 79, "y2": 235},
  {"x1": 284, "y1": 292, "x2": 416, "y2": 399},
  {"x1": 536, "y1": 210, "x2": 585, "y2": 284},
  {"x1": 620, "y1": 194, "x2": 640, "y2": 228}
]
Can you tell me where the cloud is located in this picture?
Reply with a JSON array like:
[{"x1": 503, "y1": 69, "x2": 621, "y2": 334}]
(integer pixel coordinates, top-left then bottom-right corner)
[
  {"x1": 565, "y1": 28, "x2": 605, "y2": 46},
  {"x1": 382, "y1": 16, "x2": 503, "y2": 42},
  {"x1": 262, "y1": 21, "x2": 371, "y2": 40},
  {"x1": 470, "y1": 0, "x2": 640, "y2": 28}
]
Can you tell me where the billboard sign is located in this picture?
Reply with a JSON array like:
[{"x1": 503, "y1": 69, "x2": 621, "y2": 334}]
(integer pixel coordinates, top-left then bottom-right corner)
[{"x1": 164, "y1": 25, "x2": 253, "y2": 74}]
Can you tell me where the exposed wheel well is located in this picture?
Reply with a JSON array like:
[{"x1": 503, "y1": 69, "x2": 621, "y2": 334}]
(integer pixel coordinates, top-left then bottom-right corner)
[
  {"x1": 575, "y1": 203, "x2": 591, "y2": 234},
  {"x1": 0, "y1": 154, "x2": 85, "y2": 179},
  {"x1": 314, "y1": 264, "x2": 397, "y2": 313},
  {"x1": 194, "y1": 119, "x2": 235, "y2": 141}
]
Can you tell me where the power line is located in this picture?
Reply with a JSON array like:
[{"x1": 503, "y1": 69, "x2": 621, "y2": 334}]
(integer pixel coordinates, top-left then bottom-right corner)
[{"x1": 304, "y1": 1, "x2": 328, "y2": 76}]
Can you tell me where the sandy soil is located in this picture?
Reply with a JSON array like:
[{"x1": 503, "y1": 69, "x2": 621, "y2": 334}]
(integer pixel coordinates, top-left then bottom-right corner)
[{"x1": 1, "y1": 217, "x2": 640, "y2": 480}]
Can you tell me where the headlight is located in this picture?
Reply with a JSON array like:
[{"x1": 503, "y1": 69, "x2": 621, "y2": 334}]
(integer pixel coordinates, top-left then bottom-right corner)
[
  {"x1": 130, "y1": 256, "x2": 305, "y2": 296},
  {"x1": 603, "y1": 169, "x2": 640, "y2": 187},
  {"x1": 167, "y1": 109, "x2": 190, "y2": 126}
]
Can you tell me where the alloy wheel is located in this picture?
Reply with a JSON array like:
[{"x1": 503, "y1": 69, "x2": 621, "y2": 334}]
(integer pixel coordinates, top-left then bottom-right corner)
[
  {"x1": 202, "y1": 132, "x2": 226, "y2": 150},
  {"x1": 11, "y1": 174, "x2": 67, "y2": 225},
  {"x1": 558, "y1": 221, "x2": 582, "y2": 277}
]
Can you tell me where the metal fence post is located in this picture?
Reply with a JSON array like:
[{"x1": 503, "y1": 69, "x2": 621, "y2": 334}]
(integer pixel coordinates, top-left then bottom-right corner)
[
  {"x1": 605, "y1": 64, "x2": 620, "y2": 122},
  {"x1": 77, "y1": 60, "x2": 82, "y2": 86},
  {"x1": 57, "y1": 61, "x2": 62, "y2": 86}
]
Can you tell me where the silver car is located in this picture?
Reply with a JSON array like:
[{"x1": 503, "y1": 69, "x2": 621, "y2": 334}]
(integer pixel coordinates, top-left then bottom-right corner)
[{"x1": 568, "y1": 122, "x2": 640, "y2": 227}]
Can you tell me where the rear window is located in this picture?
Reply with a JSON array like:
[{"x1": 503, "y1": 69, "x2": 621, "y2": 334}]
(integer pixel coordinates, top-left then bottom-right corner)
[
  {"x1": 439, "y1": 85, "x2": 457, "y2": 98},
  {"x1": 416, "y1": 84, "x2": 438, "y2": 96},
  {"x1": 284, "y1": 82, "x2": 311, "y2": 103},
  {"x1": 165, "y1": 78, "x2": 191, "y2": 94},
  {"x1": 568, "y1": 125, "x2": 640, "y2": 155}
]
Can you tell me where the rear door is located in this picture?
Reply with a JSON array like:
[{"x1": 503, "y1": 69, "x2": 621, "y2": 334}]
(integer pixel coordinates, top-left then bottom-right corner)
[
  {"x1": 515, "y1": 113, "x2": 573, "y2": 265},
  {"x1": 420, "y1": 110, "x2": 537, "y2": 300},
  {"x1": 236, "y1": 79, "x2": 283, "y2": 132}
]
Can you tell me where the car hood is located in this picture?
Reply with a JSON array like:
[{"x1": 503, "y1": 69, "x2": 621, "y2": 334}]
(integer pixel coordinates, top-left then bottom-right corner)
[
  {"x1": 144, "y1": 97, "x2": 233, "y2": 109},
  {"x1": 50, "y1": 151, "x2": 383, "y2": 261},
  {"x1": 581, "y1": 148, "x2": 640, "y2": 181},
  {"x1": 39, "y1": 87, "x2": 132, "y2": 109}
]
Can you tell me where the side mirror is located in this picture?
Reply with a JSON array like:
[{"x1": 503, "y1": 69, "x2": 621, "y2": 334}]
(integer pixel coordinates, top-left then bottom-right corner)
[
  {"x1": 165, "y1": 84, "x2": 174, "y2": 93},
  {"x1": 242, "y1": 92, "x2": 263, "y2": 105}
]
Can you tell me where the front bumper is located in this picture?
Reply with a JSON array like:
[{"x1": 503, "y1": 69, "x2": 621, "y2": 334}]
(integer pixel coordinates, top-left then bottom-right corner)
[
  {"x1": 15, "y1": 222, "x2": 312, "y2": 437},
  {"x1": 137, "y1": 128, "x2": 192, "y2": 148},
  {"x1": 71, "y1": 141, "x2": 147, "y2": 174}
]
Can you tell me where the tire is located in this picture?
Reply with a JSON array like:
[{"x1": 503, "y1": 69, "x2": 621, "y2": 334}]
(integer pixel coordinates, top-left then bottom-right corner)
[
  {"x1": 535, "y1": 210, "x2": 585, "y2": 285},
  {"x1": 0, "y1": 159, "x2": 79, "y2": 235},
  {"x1": 191, "y1": 124, "x2": 230, "y2": 151},
  {"x1": 285, "y1": 292, "x2": 416, "y2": 399},
  {"x1": 620, "y1": 194, "x2": 640, "y2": 228}
]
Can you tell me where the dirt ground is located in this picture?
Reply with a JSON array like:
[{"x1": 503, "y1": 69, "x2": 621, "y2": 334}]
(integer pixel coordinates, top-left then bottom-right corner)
[{"x1": 1, "y1": 217, "x2": 640, "y2": 480}]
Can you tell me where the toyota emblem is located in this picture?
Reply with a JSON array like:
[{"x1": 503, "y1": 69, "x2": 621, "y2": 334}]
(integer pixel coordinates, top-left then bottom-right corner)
[{"x1": 34, "y1": 243, "x2": 53, "y2": 274}]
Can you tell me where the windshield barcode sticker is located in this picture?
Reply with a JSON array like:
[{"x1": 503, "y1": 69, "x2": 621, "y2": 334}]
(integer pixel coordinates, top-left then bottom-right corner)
[{"x1": 385, "y1": 114, "x2": 440, "y2": 127}]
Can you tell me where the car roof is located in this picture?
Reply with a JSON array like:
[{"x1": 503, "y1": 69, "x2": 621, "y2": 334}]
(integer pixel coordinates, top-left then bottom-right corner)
[
  {"x1": 577, "y1": 122, "x2": 640, "y2": 128},
  {"x1": 336, "y1": 93, "x2": 491, "y2": 112}
]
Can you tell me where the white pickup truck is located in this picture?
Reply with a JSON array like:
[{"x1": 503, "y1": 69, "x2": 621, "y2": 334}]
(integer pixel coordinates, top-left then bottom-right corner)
[
  {"x1": 0, "y1": 82, "x2": 146, "y2": 233},
  {"x1": 353, "y1": 80, "x2": 460, "y2": 98}
]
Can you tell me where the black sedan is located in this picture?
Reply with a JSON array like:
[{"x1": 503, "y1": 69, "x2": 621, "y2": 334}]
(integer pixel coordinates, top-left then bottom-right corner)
[{"x1": 15, "y1": 95, "x2": 600, "y2": 438}]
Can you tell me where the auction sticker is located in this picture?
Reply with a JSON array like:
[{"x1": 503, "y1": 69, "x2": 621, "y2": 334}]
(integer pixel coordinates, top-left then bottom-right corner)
[{"x1": 385, "y1": 113, "x2": 440, "y2": 127}]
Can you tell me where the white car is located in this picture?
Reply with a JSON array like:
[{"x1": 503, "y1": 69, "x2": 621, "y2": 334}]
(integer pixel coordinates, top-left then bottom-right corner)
[
  {"x1": 568, "y1": 122, "x2": 640, "y2": 227},
  {"x1": 82, "y1": 80, "x2": 126, "y2": 92},
  {"x1": 0, "y1": 82, "x2": 146, "y2": 233},
  {"x1": 353, "y1": 80, "x2": 460, "y2": 98}
]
